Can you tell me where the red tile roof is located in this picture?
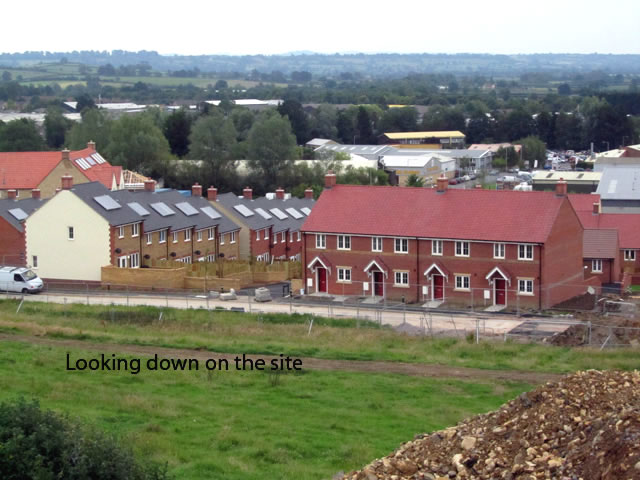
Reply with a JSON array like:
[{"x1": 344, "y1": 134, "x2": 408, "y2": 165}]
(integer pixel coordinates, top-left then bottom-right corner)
[
  {"x1": 568, "y1": 193, "x2": 601, "y2": 213},
  {"x1": 583, "y1": 229, "x2": 618, "y2": 259},
  {"x1": 302, "y1": 185, "x2": 568, "y2": 243},
  {"x1": 575, "y1": 212, "x2": 640, "y2": 249},
  {"x1": 0, "y1": 148, "x2": 118, "y2": 190}
]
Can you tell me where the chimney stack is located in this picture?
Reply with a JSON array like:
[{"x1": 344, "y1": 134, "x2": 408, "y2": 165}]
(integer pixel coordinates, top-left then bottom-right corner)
[
  {"x1": 304, "y1": 188, "x2": 314, "y2": 199},
  {"x1": 87, "y1": 140, "x2": 96, "y2": 150},
  {"x1": 144, "y1": 180, "x2": 156, "y2": 193},
  {"x1": 243, "y1": 186, "x2": 253, "y2": 200},
  {"x1": 61, "y1": 149, "x2": 70, "y2": 162},
  {"x1": 275, "y1": 187, "x2": 285, "y2": 200},
  {"x1": 436, "y1": 174, "x2": 449, "y2": 193},
  {"x1": 61, "y1": 175, "x2": 73, "y2": 190},
  {"x1": 325, "y1": 171, "x2": 337, "y2": 189},
  {"x1": 555, "y1": 178, "x2": 568, "y2": 197},
  {"x1": 7, "y1": 189, "x2": 17, "y2": 200},
  {"x1": 32, "y1": 189, "x2": 41, "y2": 199},
  {"x1": 55, "y1": 187, "x2": 61, "y2": 194},
  {"x1": 207, "y1": 186, "x2": 218, "y2": 202},
  {"x1": 191, "y1": 183, "x2": 202, "y2": 197},
  {"x1": 593, "y1": 202, "x2": 600, "y2": 215}
]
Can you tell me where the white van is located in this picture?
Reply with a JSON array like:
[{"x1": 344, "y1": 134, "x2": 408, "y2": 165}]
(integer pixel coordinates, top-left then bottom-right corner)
[{"x1": 0, "y1": 266, "x2": 44, "y2": 293}]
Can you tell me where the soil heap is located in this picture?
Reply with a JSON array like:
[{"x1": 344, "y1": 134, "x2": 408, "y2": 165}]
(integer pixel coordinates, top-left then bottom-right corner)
[{"x1": 344, "y1": 370, "x2": 640, "y2": 480}]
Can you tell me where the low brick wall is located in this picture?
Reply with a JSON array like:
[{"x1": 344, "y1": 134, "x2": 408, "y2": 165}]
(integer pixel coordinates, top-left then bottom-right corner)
[
  {"x1": 101, "y1": 266, "x2": 186, "y2": 289},
  {"x1": 253, "y1": 271, "x2": 287, "y2": 284},
  {"x1": 184, "y1": 276, "x2": 243, "y2": 292},
  {"x1": 290, "y1": 278, "x2": 303, "y2": 294}
]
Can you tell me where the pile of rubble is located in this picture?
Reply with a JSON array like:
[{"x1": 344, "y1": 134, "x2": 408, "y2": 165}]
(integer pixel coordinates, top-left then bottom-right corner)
[{"x1": 344, "y1": 370, "x2": 640, "y2": 480}]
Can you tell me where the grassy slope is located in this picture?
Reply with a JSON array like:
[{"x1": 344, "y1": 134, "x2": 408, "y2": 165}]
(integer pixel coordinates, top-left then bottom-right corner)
[{"x1": 0, "y1": 341, "x2": 529, "y2": 479}]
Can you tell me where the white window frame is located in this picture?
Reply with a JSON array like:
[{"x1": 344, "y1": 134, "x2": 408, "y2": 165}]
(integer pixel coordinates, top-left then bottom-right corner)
[
  {"x1": 264, "y1": 229, "x2": 269, "y2": 240},
  {"x1": 256, "y1": 229, "x2": 260, "y2": 241},
  {"x1": 591, "y1": 259, "x2": 602, "y2": 273},
  {"x1": 230, "y1": 231, "x2": 236, "y2": 244},
  {"x1": 184, "y1": 229, "x2": 191, "y2": 242},
  {"x1": 130, "y1": 252, "x2": 140, "y2": 268},
  {"x1": 394, "y1": 270, "x2": 409, "y2": 287},
  {"x1": 159, "y1": 230, "x2": 167, "y2": 243},
  {"x1": 394, "y1": 238, "x2": 408, "y2": 254},
  {"x1": 290, "y1": 231, "x2": 294, "y2": 242},
  {"x1": 172, "y1": 231, "x2": 178, "y2": 243},
  {"x1": 117, "y1": 255, "x2": 128, "y2": 268},
  {"x1": 297, "y1": 231, "x2": 301, "y2": 242},
  {"x1": 455, "y1": 241, "x2": 470, "y2": 257},
  {"x1": 454, "y1": 274, "x2": 470, "y2": 291},
  {"x1": 281, "y1": 231, "x2": 286, "y2": 243},
  {"x1": 337, "y1": 267, "x2": 352, "y2": 283},
  {"x1": 372, "y1": 237, "x2": 383, "y2": 252},
  {"x1": 197, "y1": 231, "x2": 203, "y2": 242},
  {"x1": 220, "y1": 233, "x2": 225, "y2": 245},
  {"x1": 132, "y1": 223, "x2": 139, "y2": 237},
  {"x1": 207, "y1": 227, "x2": 214, "y2": 241},
  {"x1": 518, "y1": 244, "x2": 534, "y2": 261},
  {"x1": 624, "y1": 249, "x2": 636, "y2": 261},
  {"x1": 118, "y1": 226, "x2": 124, "y2": 239},
  {"x1": 493, "y1": 243, "x2": 505, "y2": 259},
  {"x1": 518, "y1": 278, "x2": 534, "y2": 295},
  {"x1": 68, "y1": 226, "x2": 75, "y2": 240},
  {"x1": 146, "y1": 233, "x2": 152, "y2": 245},
  {"x1": 338, "y1": 235, "x2": 351, "y2": 250},
  {"x1": 432, "y1": 240, "x2": 443, "y2": 256},
  {"x1": 316, "y1": 234, "x2": 326, "y2": 249}
]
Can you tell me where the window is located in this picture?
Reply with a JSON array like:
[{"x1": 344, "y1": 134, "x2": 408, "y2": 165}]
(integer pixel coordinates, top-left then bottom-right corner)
[
  {"x1": 518, "y1": 279, "x2": 534, "y2": 295},
  {"x1": 206, "y1": 254, "x2": 216, "y2": 262},
  {"x1": 281, "y1": 232, "x2": 286, "y2": 243},
  {"x1": 130, "y1": 252, "x2": 140, "y2": 268},
  {"x1": 394, "y1": 271, "x2": 409, "y2": 286},
  {"x1": 197, "y1": 231, "x2": 203, "y2": 242},
  {"x1": 432, "y1": 240, "x2": 443, "y2": 256},
  {"x1": 394, "y1": 238, "x2": 408, "y2": 254},
  {"x1": 372, "y1": 237, "x2": 383, "y2": 252},
  {"x1": 117, "y1": 255, "x2": 128, "y2": 268},
  {"x1": 146, "y1": 233, "x2": 152, "y2": 245},
  {"x1": 172, "y1": 231, "x2": 178, "y2": 243},
  {"x1": 256, "y1": 230, "x2": 260, "y2": 241},
  {"x1": 184, "y1": 229, "x2": 191, "y2": 242},
  {"x1": 316, "y1": 234, "x2": 326, "y2": 249},
  {"x1": 455, "y1": 241, "x2": 470, "y2": 257},
  {"x1": 518, "y1": 244, "x2": 534, "y2": 260},
  {"x1": 68, "y1": 226, "x2": 74, "y2": 240},
  {"x1": 159, "y1": 230, "x2": 167, "y2": 243},
  {"x1": 208, "y1": 228, "x2": 214, "y2": 241},
  {"x1": 338, "y1": 235, "x2": 351, "y2": 250},
  {"x1": 264, "y1": 229, "x2": 269, "y2": 240},
  {"x1": 455, "y1": 274, "x2": 470, "y2": 291},
  {"x1": 494, "y1": 243, "x2": 505, "y2": 259},
  {"x1": 337, "y1": 267, "x2": 352, "y2": 283},
  {"x1": 592, "y1": 259, "x2": 602, "y2": 273},
  {"x1": 230, "y1": 231, "x2": 236, "y2": 244},
  {"x1": 118, "y1": 226, "x2": 124, "y2": 239},
  {"x1": 132, "y1": 223, "x2": 139, "y2": 237},
  {"x1": 290, "y1": 231, "x2": 294, "y2": 242},
  {"x1": 220, "y1": 233, "x2": 225, "y2": 245},
  {"x1": 297, "y1": 231, "x2": 301, "y2": 242},
  {"x1": 32, "y1": 256, "x2": 38, "y2": 268},
  {"x1": 624, "y1": 250, "x2": 636, "y2": 261}
]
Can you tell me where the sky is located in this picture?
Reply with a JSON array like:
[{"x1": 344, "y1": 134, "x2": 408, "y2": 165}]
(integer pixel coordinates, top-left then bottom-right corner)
[{"x1": 4, "y1": 0, "x2": 639, "y2": 56}]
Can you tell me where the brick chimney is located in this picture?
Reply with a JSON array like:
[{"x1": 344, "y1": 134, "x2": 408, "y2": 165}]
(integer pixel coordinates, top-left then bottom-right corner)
[
  {"x1": 7, "y1": 189, "x2": 17, "y2": 200},
  {"x1": 555, "y1": 178, "x2": 567, "y2": 197},
  {"x1": 436, "y1": 174, "x2": 449, "y2": 193},
  {"x1": 61, "y1": 149, "x2": 70, "y2": 162},
  {"x1": 304, "y1": 188, "x2": 314, "y2": 199},
  {"x1": 325, "y1": 171, "x2": 337, "y2": 189},
  {"x1": 207, "y1": 186, "x2": 218, "y2": 201},
  {"x1": 87, "y1": 140, "x2": 96, "y2": 150},
  {"x1": 593, "y1": 202, "x2": 600, "y2": 215},
  {"x1": 275, "y1": 187, "x2": 285, "y2": 200},
  {"x1": 191, "y1": 182, "x2": 202, "y2": 197},
  {"x1": 144, "y1": 180, "x2": 156, "y2": 193},
  {"x1": 55, "y1": 187, "x2": 61, "y2": 194},
  {"x1": 61, "y1": 175, "x2": 73, "y2": 190},
  {"x1": 32, "y1": 189, "x2": 41, "y2": 199},
  {"x1": 243, "y1": 186, "x2": 253, "y2": 200}
]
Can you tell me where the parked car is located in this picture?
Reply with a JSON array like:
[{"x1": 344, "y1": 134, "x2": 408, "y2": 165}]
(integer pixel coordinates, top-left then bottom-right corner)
[
  {"x1": 0, "y1": 266, "x2": 44, "y2": 293},
  {"x1": 448, "y1": 178, "x2": 458, "y2": 185},
  {"x1": 462, "y1": 175, "x2": 470, "y2": 181},
  {"x1": 489, "y1": 169, "x2": 499, "y2": 175}
]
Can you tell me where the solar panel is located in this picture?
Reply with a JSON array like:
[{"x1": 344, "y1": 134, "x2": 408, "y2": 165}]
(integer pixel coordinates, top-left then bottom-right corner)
[
  {"x1": 201, "y1": 206, "x2": 221, "y2": 219},
  {"x1": 94, "y1": 195, "x2": 121, "y2": 211},
  {"x1": 150, "y1": 202, "x2": 175, "y2": 216},
  {"x1": 269, "y1": 208, "x2": 288, "y2": 220},
  {"x1": 546, "y1": 173, "x2": 554, "y2": 178},
  {"x1": 75, "y1": 159, "x2": 88, "y2": 170},
  {"x1": 300, "y1": 207, "x2": 311, "y2": 215},
  {"x1": 233, "y1": 204, "x2": 255, "y2": 217},
  {"x1": 285, "y1": 207, "x2": 303, "y2": 219},
  {"x1": 81, "y1": 158, "x2": 92, "y2": 169},
  {"x1": 8, "y1": 208, "x2": 28, "y2": 221},
  {"x1": 254, "y1": 208, "x2": 272, "y2": 219},
  {"x1": 92, "y1": 153, "x2": 106, "y2": 164},
  {"x1": 175, "y1": 201, "x2": 198, "y2": 216},
  {"x1": 85, "y1": 156, "x2": 96, "y2": 166},
  {"x1": 128, "y1": 202, "x2": 150, "y2": 216}
]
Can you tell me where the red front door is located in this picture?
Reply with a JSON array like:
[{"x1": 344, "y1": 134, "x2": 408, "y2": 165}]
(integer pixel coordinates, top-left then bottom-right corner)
[
  {"x1": 495, "y1": 279, "x2": 506, "y2": 305},
  {"x1": 317, "y1": 268, "x2": 327, "y2": 293},
  {"x1": 433, "y1": 275, "x2": 444, "y2": 299},
  {"x1": 373, "y1": 271, "x2": 384, "y2": 296}
]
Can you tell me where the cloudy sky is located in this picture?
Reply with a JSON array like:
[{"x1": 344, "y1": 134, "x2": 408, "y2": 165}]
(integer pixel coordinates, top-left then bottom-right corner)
[{"x1": 4, "y1": 0, "x2": 639, "y2": 55}]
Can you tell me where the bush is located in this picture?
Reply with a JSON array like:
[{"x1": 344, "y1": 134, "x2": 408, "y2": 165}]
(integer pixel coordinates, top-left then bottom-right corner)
[{"x1": 0, "y1": 398, "x2": 169, "y2": 480}]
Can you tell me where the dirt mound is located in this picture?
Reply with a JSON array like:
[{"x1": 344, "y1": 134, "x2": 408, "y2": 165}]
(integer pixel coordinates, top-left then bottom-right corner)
[{"x1": 344, "y1": 370, "x2": 640, "y2": 480}]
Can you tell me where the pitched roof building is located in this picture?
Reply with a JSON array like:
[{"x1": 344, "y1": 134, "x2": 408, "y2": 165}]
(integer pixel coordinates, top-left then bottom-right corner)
[{"x1": 0, "y1": 190, "x2": 46, "y2": 266}]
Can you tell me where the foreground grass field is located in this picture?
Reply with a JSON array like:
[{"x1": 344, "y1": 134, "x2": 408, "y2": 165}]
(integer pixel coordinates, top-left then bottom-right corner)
[
  {"x1": 0, "y1": 300, "x2": 637, "y2": 374},
  {"x1": 0, "y1": 341, "x2": 529, "y2": 479}
]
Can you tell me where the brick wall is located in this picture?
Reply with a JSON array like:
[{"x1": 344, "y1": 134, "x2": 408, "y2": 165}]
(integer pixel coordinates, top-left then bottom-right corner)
[
  {"x1": 112, "y1": 223, "x2": 142, "y2": 265},
  {"x1": 101, "y1": 265, "x2": 185, "y2": 289},
  {"x1": 218, "y1": 229, "x2": 240, "y2": 260},
  {"x1": 0, "y1": 217, "x2": 25, "y2": 266},
  {"x1": 168, "y1": 228, "x2": 194, "y2": 262},
  {"x1": 249, "y1": 227, "x2": 271, "y2": 260},
  {"x1": 141, "y1": 229, "x2": 170, "y2": 265}
]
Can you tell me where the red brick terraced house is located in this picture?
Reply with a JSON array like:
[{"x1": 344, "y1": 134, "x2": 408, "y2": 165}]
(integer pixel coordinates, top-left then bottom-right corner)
[
  {"x1": 301, "y1": 175, "x2": 587, "y2": 310},
  {"x1": 0, "y1": 190, "x2": 46, "y2": 266}
]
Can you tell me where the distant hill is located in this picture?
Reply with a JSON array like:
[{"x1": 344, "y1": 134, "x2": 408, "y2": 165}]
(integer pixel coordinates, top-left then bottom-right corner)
[{"x1": 1, "y1": 51, "x2": 640, "y2": 76}]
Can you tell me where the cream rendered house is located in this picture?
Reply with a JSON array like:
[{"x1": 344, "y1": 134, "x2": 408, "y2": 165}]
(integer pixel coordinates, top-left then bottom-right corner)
[{"x1": 26, "y1": 181, "x2": 110, "y2": 282}]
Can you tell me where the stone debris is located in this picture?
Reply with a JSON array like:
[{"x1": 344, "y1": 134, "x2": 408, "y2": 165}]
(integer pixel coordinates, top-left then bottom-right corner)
[
  {"x1": 219, "y1": 289, "x2": 237, "y2": 301},
  {"x1": 254, "y1": 287, "x2": 273, "y2": 302},
  {"x1": 343, "y1": 370, "x2": 640, "y2": 480}
]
